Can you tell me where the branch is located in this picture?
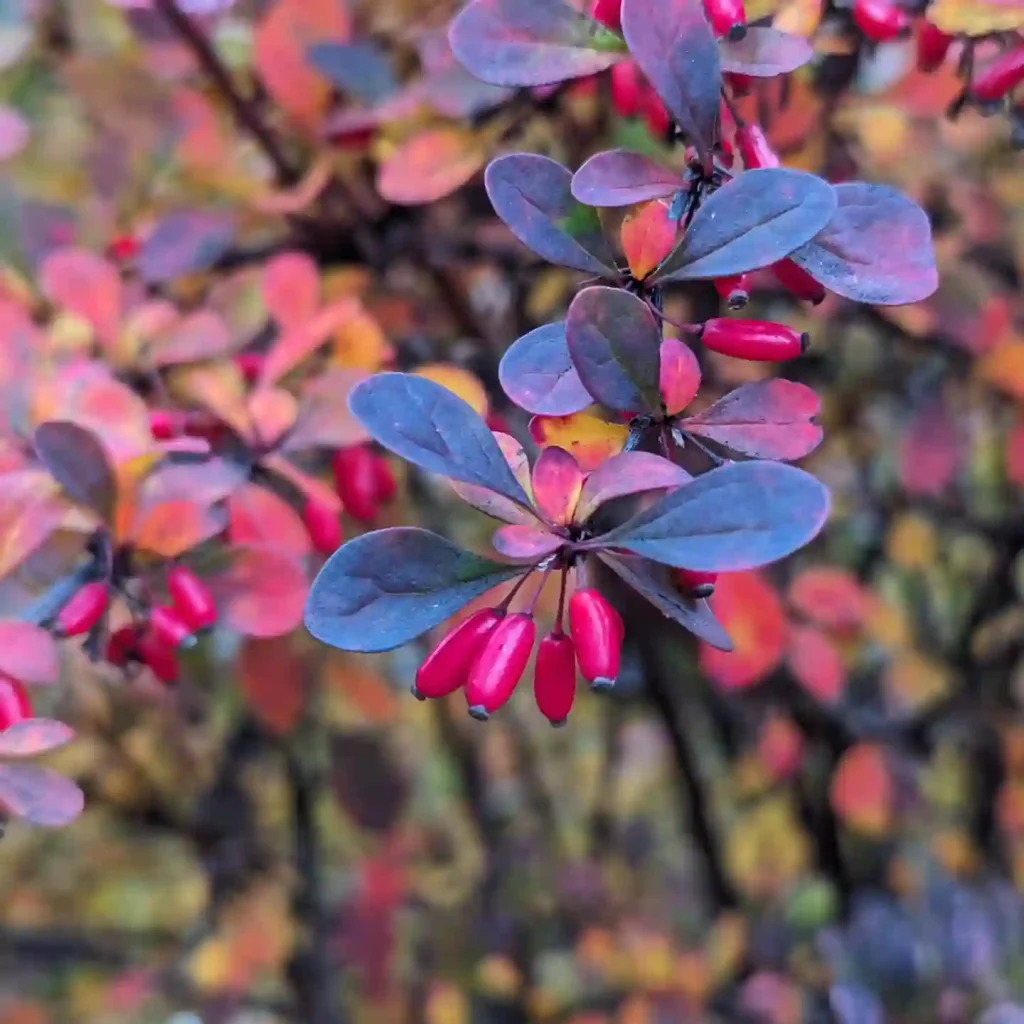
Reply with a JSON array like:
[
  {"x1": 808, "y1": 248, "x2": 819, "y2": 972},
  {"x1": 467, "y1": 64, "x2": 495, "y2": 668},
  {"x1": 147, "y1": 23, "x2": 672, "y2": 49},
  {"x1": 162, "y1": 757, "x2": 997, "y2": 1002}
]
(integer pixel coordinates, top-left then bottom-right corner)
[
  {"x1": 152, "y1": 0, "x2": 299, "y2": 186},
  {"x1": 20, "y1": 559, "x2": 100, "y2": 627}
]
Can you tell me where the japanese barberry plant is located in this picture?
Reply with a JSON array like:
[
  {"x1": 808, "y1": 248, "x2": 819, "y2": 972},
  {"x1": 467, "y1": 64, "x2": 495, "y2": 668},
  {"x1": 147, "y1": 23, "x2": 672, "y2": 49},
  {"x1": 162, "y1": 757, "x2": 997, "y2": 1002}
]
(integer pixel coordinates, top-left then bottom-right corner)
[{"x1": 303, "y1": 0, "x2": 938, "y2": 727}]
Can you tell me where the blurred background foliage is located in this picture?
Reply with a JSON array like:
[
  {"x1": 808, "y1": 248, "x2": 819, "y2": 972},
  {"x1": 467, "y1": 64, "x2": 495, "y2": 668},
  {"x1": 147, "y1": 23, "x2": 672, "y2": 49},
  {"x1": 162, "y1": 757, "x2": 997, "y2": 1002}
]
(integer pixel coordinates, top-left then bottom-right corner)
[{"x1": 2, "y1": 0, "x2": 1024, "y2": 1022}]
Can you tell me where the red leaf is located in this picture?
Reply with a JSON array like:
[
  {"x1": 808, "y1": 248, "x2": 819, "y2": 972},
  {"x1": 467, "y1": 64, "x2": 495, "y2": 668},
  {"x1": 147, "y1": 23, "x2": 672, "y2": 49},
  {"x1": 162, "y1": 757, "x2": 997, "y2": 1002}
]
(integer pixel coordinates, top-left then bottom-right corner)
[
  {"x1": 260, "y1": 298, "x2": 359, "y2": 388},
  {"x1": 699, "y1": 570, "x2": 786, "y2": 689},
  {"x1": 757, "y1": 713, "x2": 803, "y2": 780},
  {"x1": 899, "y1": 399, "x2": 959, "y2": 497},
  {"x1": 530, "y1": 446, "x2": 583, "y2": 525},
  {"x1": 680, "y1": 379, "x2": 822, "y2": 460},
  {"x1": 0, "y1": 719, "x2": 74, "y2": 757},
  {"x1": 830, "y1": 743, "x2": 893, "y2": 836},
  {"x1": 0, "y1": 622, "x2": 60, "y2": 685},
  {"x1": 376, "y1": 128, "x2": 486, "y2": 205},
  {"x1": 0, "y1": 764, "x2": 84, "y2": 826},
  {"x1": 659, "y1": 337, "x2": 701, "y2": 417},
  {"x1": 39, "y1": 248, "x2": 122, "y2": 346},
  {"x1": 228, "y1": 482, "x2": 311, "y2": 561},
  {"x1": 785, "y1": 623, "x2": 845, "y2": 703},
  {"x1": 262, "y1": 251, "x2": 321, "y2": 332},
  {"x1": 787, "y1": 566, "x2": 868, "y2": 632},
  {"x1": 620, "y1": 200, "x2": 677, "y2": 281},
  {"x1": 239, "y1": 636, "x2": 305, "y2": 734},
  {"x1": 213, "y1": 545, "x2": 308, "y2": 638}
]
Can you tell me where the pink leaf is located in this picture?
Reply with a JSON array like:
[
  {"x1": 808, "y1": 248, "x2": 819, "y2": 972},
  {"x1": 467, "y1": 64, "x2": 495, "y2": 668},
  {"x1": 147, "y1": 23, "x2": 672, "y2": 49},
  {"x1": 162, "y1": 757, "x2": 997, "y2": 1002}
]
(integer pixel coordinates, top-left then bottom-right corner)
[
  {"x1": 213, "y1": 545, "x2": 308, "y2": 638},
  {"x1": 787, "y1": 566, "x2": 868, "y2": 632},
  {"x1": 262, "y1": 251, "x2": 321, "y2": 331},
  {"x1": 530, "y1": 446, "x2": 582, "y2": 526},
  {"x1": 0, "y1": 105, "x2": 30, "y2": 161},
  {"x1": 491, "y1": 524, "x2": 562, "y2": 560},
  {"x1": 0, "y1": 764, "x2": 84, "y2": 826},
  {"x1": 0, "y1": 622, "x2": 60, "y2": 684},
  {"x1": 228, "y1": 481, "x2": 311, "y2": 561},
  {"x1": 899, "y1": 399, "x2": 959, "y2": 497},
  {"x1": 0, "y1": 719, "x2": 75, "y2": 757},
  {"x1": 40, "y1": 248, "x2": 122, "y2": 346},
  {"x1": 575, "y1": 451, "x2": 690, "y2": 522},
  {"x1": 785, "y1": 623, "x2": 845, "y2": 703}
]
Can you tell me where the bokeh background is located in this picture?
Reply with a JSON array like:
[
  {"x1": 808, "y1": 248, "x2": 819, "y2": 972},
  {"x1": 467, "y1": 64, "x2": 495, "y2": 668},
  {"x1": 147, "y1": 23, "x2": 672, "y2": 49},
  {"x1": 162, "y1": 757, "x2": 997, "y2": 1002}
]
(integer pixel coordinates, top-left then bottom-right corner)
[{"x1": 2, "y1": 0, "x2": 1024, "y2": 1022}]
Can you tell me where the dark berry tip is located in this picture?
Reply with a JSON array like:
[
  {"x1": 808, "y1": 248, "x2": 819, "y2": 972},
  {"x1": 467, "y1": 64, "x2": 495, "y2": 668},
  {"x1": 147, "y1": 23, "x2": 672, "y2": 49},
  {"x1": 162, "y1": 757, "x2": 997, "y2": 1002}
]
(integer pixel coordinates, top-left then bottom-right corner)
[
  {"x1": 727, "y1": 293, "x2": 749, "y2": 311},
  {"x1": 551, "y1": 718, "x2": 568, "y2": 729},
  {"x1": 591, "y1": 677, "x2": 616, "y2": 693},
  {"x1": 468, "y1": 704, "x2": 490, "y2": 721},
  {"x1": 693, "y1": 583, "x2": 716, "y2": 599},
  {"x1": 410, "y1": 684, "x2": 425, "y2": 701},
  {"x1": 727, "y1": 22, "x2": 747, "y2": 41},
  {"x1": 800, "y1": 331, "x2": 811, "y2": 353}
]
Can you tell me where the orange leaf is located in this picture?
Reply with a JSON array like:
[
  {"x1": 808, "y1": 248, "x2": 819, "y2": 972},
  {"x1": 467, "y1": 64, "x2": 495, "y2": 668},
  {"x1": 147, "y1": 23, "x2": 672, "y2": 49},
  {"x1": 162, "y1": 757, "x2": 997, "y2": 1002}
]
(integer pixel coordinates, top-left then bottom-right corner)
[
  {"x1": 253, "y1": 0, "x2": 350, "y2": 130},
  {"x1": 262, "y1": 251, "x2": 321, "y2": 332},
  {"x1": 240, "y1": 636, "x2": 305, "y2": 734},
  {"x1": 979, "y1": 340, "x2": 1024, "y2": 403},
  {"x1": 830, "y1": 743, "x2": 893, "y2": 836},
  {"x1": 260, "y1": 298, "x2": 359, "y2": 387},
  {"x1": 247, "y1": 387, "x2": 298, "y2": 448},
  {"x1": 252, "y1": 154, "x2": 333, "y2": 216},
  {"x1": 787, "y1": 566, "x2": 868, "y2": 632},
  {"x1": 228, "y1": 482, "x2": 311, "y2": 561},
  {"x1": 262, "y1": 452, "x2": 341, "y2": 513},
  {"x1": 376, "y1": 128, "x2": 486, "y2": 206},
  {"x1": 331, "y1": 308, "x2": 389, "y2": 372},
  {"x1": 528, "y1": 413, "x2": 628, "y2": 471},
  {"x1": 621, "y1": 201, "x2": 677, "y2": 281},
  {"x1": 173, "y1": 87, "x2": 230, "y2": 173},
  {"x1": 785, "y1": 623, "x2": 845, "y2": 704},
  {"x1": 169, "y1": 361, "x2": 251, "y2": 437},
  {"x1": 39, "y1": 248, "x2": 121, "y2": 347},
  {"x1": 132, "y1": 498, "x2": 228, "y2": 558},
  {"x1": 0, "y1": 470, "x2": 71, "y2": 579},
  {"x1": 700, "y1": 571, "x2": 786, "y2": 690},
  {"x1": 415, "y1": 364, "x2": 489, "y2": 416}
]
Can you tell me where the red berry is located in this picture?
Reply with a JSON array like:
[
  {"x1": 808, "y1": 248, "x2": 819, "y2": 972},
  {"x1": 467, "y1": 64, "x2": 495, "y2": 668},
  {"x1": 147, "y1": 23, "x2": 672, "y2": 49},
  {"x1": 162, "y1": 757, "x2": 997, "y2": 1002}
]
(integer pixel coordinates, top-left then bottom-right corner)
[
  {"x1": 465, "y1": 612, "x2": 536, "y2": 720},
  {"x1": 591, "y1": 0, "x2": 622, "y2": 31},
  {"x1": 714, "y1": 274, "x2": 751, "y2": 310},
  {"x1": 853, "y1": 0, "x2": 910, "y2": 42},
  {"x1": 304, "y1": 498, "x2": 344, "y2": 554},
  {"x1": 568, "y1": 589, "x2": 623, "y2": 691},
  {"x1": 726, "y1": 72, "x2": 754, "y2": 96},
  {"x1": 534, "y1": 631, "x2": 577, "y2": 726},
  {"x1": 972, "y1": 44, "x2": 1024, "y2": 104},
  {"x1": 639, "y1": 87, "x2": 671, "y2": 139},
  {"x1": 106, "y1": 625, "x2": 140, "y2": 668},
  {"x1": 333, "y1": 446, "x2": 380, "y2": 523},
  {"x1": 0, "y1": 674, "x2": 31, "y2": 730},
  {"x1": 136, "y1": 631, "x2": 179, "y2": 685},
  {"x1": 56, "y1": 582, "x2": 109, "y2": 638},
  {"x1": 771, "y1": 259, "x2": 826, "y2": 305},
  {"x1": 149, "y1": 606, "x2": 196, "y2": 650},
  {"x1": 703, "y1": 0, "x2": 747, "y2": 40},
  {"x1": 486, "y1": 411, "x2": 510, "y2": 434},
  {"x1": 673, "y1": 568, "x2": 719, "y2": 598},
  {"x1": 611, "y1": 62, "x2": 643, "y2": 118},
  {"x1": 735, "y1": 123, "x2": 780, "y2": 169},
  {"x1": 167, "y1": 566, "x2": 218, "y2": 631},
  {"x1": 373, "y1": 456, "x2": 398, "y2": 505},
  {"x1": 235, "y1": 352, "x2": 265, "y2": 384},
  {"x1": 700, "y1": 318, "x2": 808, "y2": 361},
  {"x1": 414, "y1": 609, "x2": 504, "y2": 700},
  {"x1": 916, "y1": 21, "x2": 953, "y2": 73},
  {"x1": 149, "y1": 409, "x2": 182, "y2": 440},
  {"x1": 108, "y1": 234, "x2": 139, "y2": 262}
]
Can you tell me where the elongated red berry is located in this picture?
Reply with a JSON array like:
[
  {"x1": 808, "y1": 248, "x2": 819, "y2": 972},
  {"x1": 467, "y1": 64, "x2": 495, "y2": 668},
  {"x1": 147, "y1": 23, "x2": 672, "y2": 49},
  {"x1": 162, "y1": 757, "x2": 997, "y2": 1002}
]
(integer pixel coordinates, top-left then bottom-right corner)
[
  {"x1": 304, "y1": 498, "x2": 343, "y2": 554},
  {"x1": 235, "y1": 351, "x2": 265, "y2": 384},
  {"x1": 916, "y1": 21, "x2": 953, "y2": 73},
  {"x1": 674, "y1": 568, "x2": 719, "y2": 598},
  {"x1": 700, "y1": 319, "x2": 808, "y2": 361},
  {"x1": 167, "y1": 566, "x2": 217, "y2": 631},
  {"x1": 639, "y1": 87, "x2": 671, "y2": 139},
  {"x1": 56, "y1": 582, "x2": 109, "y2": 638},
  {"x1": 0, "y1": 674, "x2": 31, "y2": 730},
  {"x1": 414, "y1": 609, "x2": 504, "y2": 700},
  {"x1": 611, "y1": 62, "x2": 642, "y2": 118},
  {"x1": 150, "y1": 606, "x2": 196, "y2": 650},
  {"x1": 591, "y1": 0, "x2": 622, "y2": 31},
  {"x1": 149, "y1": 409, "x2": 183, "y2": 440},
  {"x1": 534, "y1": 631, "x2": 577, "y2": 726},
  {"x1": 972, "y1": 45, "x2": 1024, "y2": 104},
  {"x1": 714, "y1": 274, "x2": 751, "y2": 310},
  {"x1": 106, "y1": 625, "x2": 139, "y2": 668},
  {"x1": 465, "y1": 613, "x2": 536, "y2": 720},
  {"x1": 771, "y1": 259, "x2": 826, "y2": 305},
  {"x1": 108, "y1": 234, "x2": 139, "y2": 263},
  {"x1": 373, "y1": 456, "x2": 397, "y2": 505},
  {"x1": 735, "y1": 123, "x2": 780, "y2": 169},
  {"x1": 569, "y1": 589, "x2": 623, "y2": 691},
  {"x1": 136, "y1": 631, "x2": 178, "y2": 684},
  {"x1": 853, "y1": 0, "x2": 910, "y2": 42},
  {"x1": 726, "y1": 72, "x2": 754, "y2": 96},
  {"x1": 703, "y1": 0, "x2": 746, "y2": 39},
  {"x1": 333, "y1": 446, "x2": 379, "y2": 523}
]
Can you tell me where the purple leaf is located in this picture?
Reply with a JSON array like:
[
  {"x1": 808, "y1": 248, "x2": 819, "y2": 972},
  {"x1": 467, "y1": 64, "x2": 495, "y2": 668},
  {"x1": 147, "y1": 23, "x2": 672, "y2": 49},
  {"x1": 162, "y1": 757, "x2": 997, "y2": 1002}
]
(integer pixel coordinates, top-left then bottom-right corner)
[
  {"x1": 499, "y1": 321, "x2": 592, "y2": 416},
  {"x1": 566, "y1": 287, "x2": 662, "y2": 413},
  {"x1": 349, "y1": 373, "x2": 531, "y2": 508},
  {"x1": 621, "y1": 0, "x2": 721, "y2": 170},
  {"x1": 599, "y1": 553, "x2": 733, "y2": 650},
  {"x1": 576, "y1": 451, "x2": 691, "y2": 521},
  {"x1": 0, "y1": 764, "x2": 84, "y2": 827},
  {"x1": 596, "y1": 461, "x2": 829, "y2": 570},
  {"x1": 138, "y1": 211, "x2": 235, "y2": 284},
  {"x1": 0, "y1": 719, "x2": 75, "y2": 758},
  {"x1": 680, "y1": 380, "x2": 823, "y2": 460},
  {"x1": 305, "y1": 527, "x2": 522, "y2": 652},
  {"x1": 485, "y1": 154, "x2": 616, "y2": 274},
  {"x1": 33, "y1": 421, "x2": 116, "y2": 521},
  {"x1": 449, "y1": 0, "x2": 626, "y2": 87},
  {"x1": 571, "y1": 149, "x2": 682, "y2": 207},
  {"x1": 492, "y1": 524, "x2": 563, "y2": 560},
  {"x1": 790, "y1": 182, "x2": 938, "y2": 306},
  {"x1": 719, "y1": 27, "x2": 813, "y2": 77},
  {"x1": 653, "y1": 168, "x2": 837, "y2": 282},
  {"x1": 422, "y1": 64, "x2": 514, "y2": 118}
]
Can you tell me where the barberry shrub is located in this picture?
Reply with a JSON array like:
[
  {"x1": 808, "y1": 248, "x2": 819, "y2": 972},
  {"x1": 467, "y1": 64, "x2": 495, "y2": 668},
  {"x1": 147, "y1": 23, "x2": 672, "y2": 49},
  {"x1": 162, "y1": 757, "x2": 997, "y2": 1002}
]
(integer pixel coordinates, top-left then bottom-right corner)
[{"x1": 304, "y1": 0, "x2": 938, "y2": 723}]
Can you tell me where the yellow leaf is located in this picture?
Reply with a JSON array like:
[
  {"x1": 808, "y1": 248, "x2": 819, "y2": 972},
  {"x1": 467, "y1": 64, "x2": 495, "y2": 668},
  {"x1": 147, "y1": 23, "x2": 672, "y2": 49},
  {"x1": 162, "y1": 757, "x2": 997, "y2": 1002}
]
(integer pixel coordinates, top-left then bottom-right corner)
[
  {"x1": 929, "y1": 0, "x2": 1024, "y2": 35},
  {"x1": 529, "y1": 412, "x2": 629, "y2": 471},
  {"x1": 331, "y1": 308, "x2": 389, "y2": 371},
  {"x1": 416, "y1": 364, "x2": 489, "y2": 416}
]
